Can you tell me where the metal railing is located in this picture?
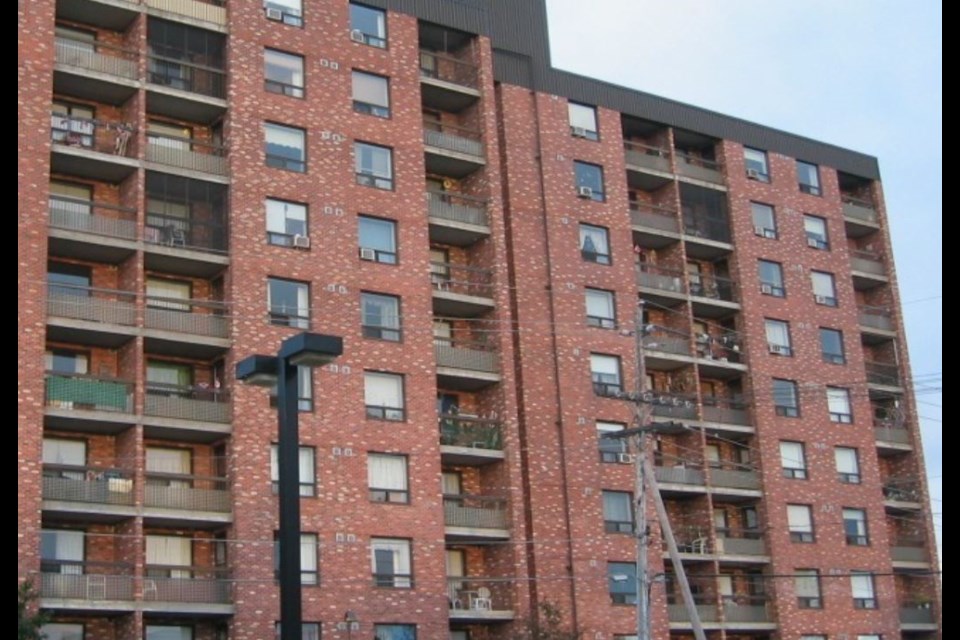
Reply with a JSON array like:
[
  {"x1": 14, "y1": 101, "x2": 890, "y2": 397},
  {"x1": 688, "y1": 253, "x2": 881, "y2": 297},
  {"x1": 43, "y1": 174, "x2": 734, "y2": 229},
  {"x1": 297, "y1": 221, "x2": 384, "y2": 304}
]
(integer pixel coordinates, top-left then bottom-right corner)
[
  {"x1": 883, "y1": 479, "x2": 921, "y2": 503},
  {"x1": 50, "y1": 113, "x2": 136, "y2": 158},
  {"x1": 636, "y1": 264, "x2": 686, "y2": 294},
  {"x1": 40, "y1": 561, "x2": 135, "y2": 601},
  {"x1": 444, "y1": 495, "x2": 509, "y2": 530},
  {"x1": 701, "y1": 396, "x2": 751, "y2": 425},
  {"x1": 891, "y1": 545, "x2": 928, "y2": 563},
  {"x1": 145, "y1": 210, "x2": 228, "y2": 253},
  {"x1": 623, "y1": 140, "x2": 672, "y2": 172},
  {"x1": 145, "y1": 0, "x2": 227, "y2": 26},
  {"x1": 643, "y1": 328, "x2": 691, "y2": 356},
  {"x1": 650, "y1": 393, "x2": 698, "y2": 419},
  {"x1": 143, "y1": 566, "x2": 231, "y2": 603},
  {"x1": 54, "y1": 36, "x2": 138, "y2": 79},
  {"x1": 435, "y1": 342, "x2": 499, "y2": 373},
  {"x1": 439, "y1": 414, "x2": 503, "y2": 450},
  {"x1": 668, "y1": 603, "x2": 719, "y2": 623},
  {"x1": 689, "y1": 274, "x2": 738, "y2": 303},
  {"x1": 47, "y1": 284, "x2": 137, "y2": 326},
  {"x1": 146, "y1": 52, "x2": 226, "y2": 98},
  {"x1": 144, "y1": 382, "x2": 231, "y2": 423},
  {"x1": 874, "y1": 426, "x2": 910, "y2": 444},
  {"x1": 45, "y1": 373, "x2": 134, "y2": 413},
  {"x1": 419, "y1": 50, "x2": 479, "y2": 89},
  {"x1": 655, "y1": 465, "x2": 705, "y2": 486},
  {"x1": 865, "y1": 361, "x2": 901, "y2": 386},
  {"x1": 859, "y1": 305, "x2": 894, "y2": 331},
  {"x1": 146, "y1": 133, "x2": 229, "y2": 175},
  {"x1": 427, "y1": 191, "x2": 489, "y2": 227},
  {"x1": 716, "y1": 529, "x2": 767, "y2": 556},
  {"x1": 710, "y1": 468, "x2": 761, "y2": 490},
  {"x1": 682, "y1": 213, "x2": 732, "y2": 243},
  {"x1": 899, "y1": 606, "x2": 936, "y2": 624},
  {"x1": 42, "y1": 464, "x2": 135, "y2": 505},
  {"x1": 431, "y1": 262, "x2": 494, "y2": 298},
  {"x1": 630, "y1": 201, "x2": 680, "y2": 233},
  {"x1": 145, "y1": 296, "x2": 229, "y2": 338},
  {"x1": 723, "y1": 600, "x2": 771, "y2": 623},
  {"x1": 675, "y1": 153, "x2": 724, "y2": 183},
  {"x1": 145, "y1": 472, "x2": 230, "y2": 512},
  {"x1": 423, "y1": 122, "x2": 485, "y2": 158},
  {"x1": 48, "y1": 196, "x2": 138, "y2": 240},
  {"x1": 842, "y1": 195, "x2": 878, "y2": 222}
]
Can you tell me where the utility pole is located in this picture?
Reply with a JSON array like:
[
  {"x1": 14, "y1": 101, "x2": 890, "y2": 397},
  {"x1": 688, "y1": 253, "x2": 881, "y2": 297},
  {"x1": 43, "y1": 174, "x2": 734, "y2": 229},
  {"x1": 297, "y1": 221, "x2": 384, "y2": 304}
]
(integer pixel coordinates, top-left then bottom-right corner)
[{"x1": 631, "y1": 300, "x2": 651, "y2": 640}]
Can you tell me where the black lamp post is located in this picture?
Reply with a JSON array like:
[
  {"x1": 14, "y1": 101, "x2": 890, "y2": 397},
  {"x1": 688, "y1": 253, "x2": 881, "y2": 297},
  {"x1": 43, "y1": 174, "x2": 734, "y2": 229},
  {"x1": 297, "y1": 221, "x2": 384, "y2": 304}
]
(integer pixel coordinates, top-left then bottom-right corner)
[{"x1": 236, "y1": 332, "x2": 343, "y2": 640}]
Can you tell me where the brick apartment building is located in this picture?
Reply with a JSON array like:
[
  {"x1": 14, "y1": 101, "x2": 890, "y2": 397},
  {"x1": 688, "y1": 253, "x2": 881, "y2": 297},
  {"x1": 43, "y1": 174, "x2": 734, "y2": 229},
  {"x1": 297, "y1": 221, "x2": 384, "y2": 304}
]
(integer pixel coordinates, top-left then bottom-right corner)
[{"x1": 17, "y1": 0, "x2": 941, "y2": 639}]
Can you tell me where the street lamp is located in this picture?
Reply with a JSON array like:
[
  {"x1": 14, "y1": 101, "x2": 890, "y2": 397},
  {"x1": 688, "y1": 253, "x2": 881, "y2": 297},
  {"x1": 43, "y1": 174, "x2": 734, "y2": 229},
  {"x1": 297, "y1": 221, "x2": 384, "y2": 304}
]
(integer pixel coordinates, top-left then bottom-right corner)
[{"x1": 236, "y1": 332, "x2": 343, "y2": 640}]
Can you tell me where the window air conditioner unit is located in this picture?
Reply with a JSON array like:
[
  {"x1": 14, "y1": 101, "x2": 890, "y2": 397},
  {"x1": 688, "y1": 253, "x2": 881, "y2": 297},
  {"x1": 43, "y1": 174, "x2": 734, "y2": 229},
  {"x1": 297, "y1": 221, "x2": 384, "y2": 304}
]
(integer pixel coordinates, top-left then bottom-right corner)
[
  {"x1": 768, "y1": 343, "x2": 784, "y2": 354},
  {"x1": 577, "y1": 186, "x2": 593, "y2": 199},
  {"x1": 572, "y1": 126, "x2": 588, "y2": 138},
  {"x1": 814, "y1": 294, "x2": 829, "y2": 304},
  {"x1": 760, "y1": 283, "x2": 773, "y2": 295},
  {"x1": 746, "y1": 168, "x2": 761, "y2": 180},
  {"x1": 807, "y1": 237, "x2": 822, "y2": 248},
  {"x1": 359, "y1": 247, "x2": 377, "y2": 261},
  {"x1": 763, "y1": 228, "x2": 777, "y2": 239},
  {"x1": 617, "y1": 453, "x2": 634, "y2": 464},
  {"x1": 265, "y1": 7, "x2": 283, "y2": 21},
  {"x1": 292, "y1": 234, "x2": 311, "y2": 249},
  {"x1": 754, "y1": 225, "x2": 766, "y2": 236},
  {"x1": 350, "y1": 29, "x2": 366, "y2": 43}
]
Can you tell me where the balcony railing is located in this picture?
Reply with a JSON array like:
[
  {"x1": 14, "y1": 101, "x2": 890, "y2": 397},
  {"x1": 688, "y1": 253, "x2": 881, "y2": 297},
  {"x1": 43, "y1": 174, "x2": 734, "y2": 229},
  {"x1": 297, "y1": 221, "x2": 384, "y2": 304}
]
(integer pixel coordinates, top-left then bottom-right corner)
[
  {"x1": 675, "y1": 153, "x2": 724, "y2": 184},
  {"x1": 883, "y1": 479, "x2": 921, "y2": 503},
  {"x1": 689, "y1": 274, "x2": 738, "y2": 303},
  {"x1": 435, "y1": 342, "x2": 499, "y2": 373},
  {"x1": 655, "y1": 465, "x2": 705, "y2": 486},
  {"x1": 51, "y1": 113, "x2": 136, "y2": 158},
  {"x1": 636, "y1": 265, "x2": 686, "y2": 294},
  {"x1": 842, "y1": 195, "x2": 878, "y2": 222},
  {"x1": 419, "y1": 50, "x2": 479, "y2": 89},
  {"x1": 874, "y1": 426, "x2": 910, "y2": 445},
  {"x1": 643, "y1": 328, "x2": 691, "y2": 356},
  {"x1": 710, "y1": 468, "x2": 761, "y2": 490},
  {"x1": 146, "y1": 133, "x2": 229, "y2": 175},
  {"x1": 630, "y1": 201, "x2": 680, "y2": 233},
  {"x1": 650, "y1": 393, "x2": 698, "y2": 419},
  {"x1": 701, "y1": 396, "x2": 751, "y2": 426},
  {"x1": 42, "y1": 464, "x2": 135, "y2": 505},
  {"x1": 423, "y1": 122, "x2": 485, "y2": 158},
  {"x1": 723, "y1": 600, "x2": 771, "y2": 623},
  {"x1": 145, "y1": 210, "x2": 227, "y2": 253},
  {"x1": 439, "y1": 414, "x2": 503, "y2": 450},
  {"x1": 47, "y1": 285, "x2": 138, "y2": 326},
  {"x1": 668, "y1": 603, "x2": 719, "y2": 623},
  {"x1": 682, "y1": 213, "x2": 731, "y2": 243},
  {"x1": 447, "y1": 577, "x2": 511, "y2": 613},
  {"x1": 54, "y1": 36, "x2": 138, "y2": 79},
  {"x1": 45, "y1": 373, "x2": 134, "y2": 413},
  {"x1": 899, "y1": 606, "x2": 936, "y2": 625},
  {"x1": 431, "y1": 262, "x2": 494, "y2": 298},
  {"x1": 444, "y1": 495, "x2": 509, "y2": 530},
  {"x1": 48, "y1": 196, "x2": 138, "y2": 241},
  {"x1": 145, "y1": 472, "x2": 230, "y2": 512},
  {"x1": 859, "y1": 305, "x2": 895, "y2": 331},
  {"x1": 145, "y1": 296, "x2": 229, "y2": 338},
  {"x1": 891, "y1": 543, "x2": 928, "y2": 563},
  {"x1": 865, "y1": 361, "x2": 901, "y2": 386},
  {"x1": 427, "y1": 191, "x2": 489, "y2": 227},
  {"x1": 40, "y1": 561, "x2": 134, "y2": 601},
  {"x1": 144, "y1": 0, "x2": 227, "y2": 26},
  {"x1": 146, "y1": 52, "x2": 226, "y2": 99},
  {"x1": 850, "y1": 250, "x2": 886, "y2": 276},
  {"x1": 144, "y1": 383, "x2": 231, "y2": 423},
  {"x1": 716, "y1": 529, "x2": 767, "y2": 556},
  {"x1": 623, "y1": 141, "x2": 672, "y2": 173},
  {"x1": 143, "y1": 566, "x2": 231, "y2": 603}
]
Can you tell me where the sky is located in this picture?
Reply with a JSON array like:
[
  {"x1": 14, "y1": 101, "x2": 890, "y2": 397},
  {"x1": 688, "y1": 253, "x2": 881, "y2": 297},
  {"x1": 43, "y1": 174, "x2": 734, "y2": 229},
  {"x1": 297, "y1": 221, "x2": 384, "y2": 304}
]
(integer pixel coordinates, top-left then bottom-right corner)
[{"x1": 544, "y1": 0, "x2": 942, "y2": 551}]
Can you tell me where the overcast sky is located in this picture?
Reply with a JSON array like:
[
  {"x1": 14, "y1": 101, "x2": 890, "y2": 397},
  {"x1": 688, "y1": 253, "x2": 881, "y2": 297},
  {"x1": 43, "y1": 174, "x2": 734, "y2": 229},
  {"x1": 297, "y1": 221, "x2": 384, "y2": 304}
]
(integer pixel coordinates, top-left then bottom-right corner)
[{"x1": 544, "y1": 0, "x2": 942, "y2": 545}]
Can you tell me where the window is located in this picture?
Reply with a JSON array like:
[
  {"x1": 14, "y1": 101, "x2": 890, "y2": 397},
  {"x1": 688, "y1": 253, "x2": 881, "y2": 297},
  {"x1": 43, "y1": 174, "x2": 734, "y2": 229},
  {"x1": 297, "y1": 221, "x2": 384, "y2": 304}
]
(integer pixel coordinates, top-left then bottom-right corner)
[
  {"x1": 374, "y1": 625, "x2": 416, "y2": 640},
  {"x1": 835, "y1": 447, "x2": 861, "y2": 484},
  {"x1": 779, "y1": 441, "x2": 807, "y2": 479},
  {"x1": 274, "y1": 532, "x2": 319, "y2": 584},
  {"x1": 585, "y1": 288, "x2": 616, "y2": 328},
  {"x1": 48, "y1": 261, "x2": 91, "y2": 297},
  {"x1": 850, "y1": 571, "x2": 877, "y2": 608},
  {"x1": 800, "y1": 636, "x2": 828, "y2": 640},
  {"x1": 264, "y1": 0, "x2": 302, "y2": 26},
  {"x1": 804, "y1": 214, "x2": 829, "y2": 249},
  {"x1": 49, "y1": 180, "x2": 92, "y2": 218},
  {"x1": 371, "y1": 538, "x2": 412, "y2": 587},
  {"x1": 773, "y1": 379, "x2": 799, "y2": 417},
  {"x1": 274, "y1": 623, "x2": 321, "y2": 640},
  {"x1": 145, "y1": 626, "x2": 193, "y2": 640},
  {"x1": 43, "y1": 438, "x2": 86, "y2": 478},
  {"x1": 602, "y1": 491, "x2": 634, "y2": 533},
  {"x1": 797, "y1": 160, "x2": 822, "y2": 195},
  {"x1": 45, "y1": 348, "x2": 88, "y2": 374},
  {"x1": 590, "y1": 353, "x2": 622, "y2": 397},
  {"x1": 270, "y1": 444, "x2": 316, "y2": 496},
  {"x1": 765, "y1": 319, "x2": 792, "y2": 356},
  {"x1": 265, "y1": 198, "x2": 308, "y2": 246},
  {"x1": 843, "y1": 508, "x2": 869, "y2": 545},
  {"x1": 269, "y1": 365, "x2": 313, "y2": 411},
  {"x1": 857, "y1": 636, "x2": 882, "y2": 640},
  {"x1": 355, "y1": 142, "x2": 393, "y2": 189},
  {"x1": 51, "y1": 100, "x2": 94, "y2": 148},
  {"x1": 358, "y1": 215, "x2": 398, "y2": 264},
  {"x1": 568, "y1": 102, "x2": 599, "y2": 140},
  {"x1": 795, "y1": 569, "x2": 822, "y2": 609},
  {"x1": 146, "y1": 277, "x2": 190, "y2": 311},
  {"x1": 811, "y1": 271, "x2": 838, "y2": 306},
  {"x1": 353, "y1": 71, "x2": 390, "y2": 117},
  {"x1": 598, "y1": 421, "x2": 627, "y2": 463},
  {"x1": 751, "y1": 202, "x2": 777, "y2": 238},
  {"x1": 573, "y1": 161, "x2": 604, "y2": 201},
  {"x1": 368, "y1": 453, "x2": 409, "y2": 503},
  {"x1": 819, "y1": 328, "x2": 846, "y2": 364},
  {"x1": 146, "y1": 360, "x2": 192, "y2": 390},
  {"x1": 787, "y1": 504, "x2": 815, "y2": 542},
  {"x1": 827, "y1": 387, "x2": 853, "y2": 423},
  {"x1": 607, "y1": 562, "x2": 637, "y2": 604},
  {"x1": 40, "y1": 624, "x2": 85, "y2": 640},
  {"x1": 264, "y1": 49, "x2": 304, "y2": 97},
  {"x1": 579, "y1": 223, "x2": 611, "y2": 264},
  {"x1": 361, "y1": 292, "x2": 401, "y2": 341},
  {"x1": 744, "y1": 147, "x2": 770, "y2": 181},
  {"x1": 41, "y1": 528, "x2": 84, "y2": 573},
  {"x1": 268, "y1": 277, "x2": 310, "y2": 328},
  {"x1": 265, "y1": 123, "x2": 306, "y2": 172},
  {"x1": 145, "y1": 534, "x2": 192, "y2": 577},
  {"x1": 758, "y1": 260, "x2": 785, "y2": 297},
  {"x1": 365, "y1": 371, "x2": 405, "y2": 421},
  {"x1": 350, "y1": 3, "x2": 387, "y2": 48}
]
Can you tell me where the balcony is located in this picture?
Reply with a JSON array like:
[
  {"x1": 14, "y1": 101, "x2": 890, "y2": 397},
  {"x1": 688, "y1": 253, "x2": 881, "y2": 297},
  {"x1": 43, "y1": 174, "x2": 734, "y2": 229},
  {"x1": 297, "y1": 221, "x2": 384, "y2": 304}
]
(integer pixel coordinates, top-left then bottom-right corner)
[
  {"x1": 650, "y1": 393, "x2": 698, "y2": 420},
  {"x1": 899, "y1": 605, "x2": 938, "y2": 630},
  {"x1": 42, "y1": 464, "x2": 135, "y2": 520},
  {"x1": 144, "y1": 210, "x2": 229, "y2": 278},
  {"x1": 53, "y1": 36, "x2": 138, "y2": 104},
  {"x1": 435, "y1": 341, "x2": 501, "y2": 390},
  {"x1": 431, "y1": 263, "x2": 495, "y2": 316},
  {"x1": 142, "y1": 566, "x2": 232, "y2": 612},
  {"x1": 146, "y1": 133, "x2": 229, "y2": 178},
  {"x1": 144, "y1": 0, "x2": 228, "y2": 30},
  {"x1": 715, "y1": 530, "x2": 768, "y2": 560},
  {"x1": 50, "y1": 113, "x2": 138, "y2": 182},
  {"x1": 689, "y1": 275, "x2": 740, "y2": 317},
  {"x1": 40, "y1": 561, "x2": 135, "y2": 611},
  {"x1": 444, "y1": 495, "x2": 509, "y2": 540},
  {"x1": 859, "y1": 305, "x2": 896, "y2": 343},
  {"x1": 46, "y1": 285, "x2": 138, "y2": 347},
  {"x1": 709, "y1": 467, "x2": 762, "y2": 495},
  {"x1": 842, "y1": 196, "x2": 880, "y2": 237},
  {"x1": 874, "y1": 425, "x2": 912, "y2": 454},
  {"x1": 701, "y1": 397, "x2": 751, "y2": 429},
  {"x1": 675, "y1": 154, "x2": 724, "y2": 186},
  {"x1": 144, "y1": 297, "x2": 230, "y2": 358},
  {"x1": 883, "y1": 479, "x2": 923, "y2": 510},
  {"x1": 146, "y1": 50, "x2": 227, "y2": 122},
  {"x1": 865, "y1": 361, "x2": 902, "y2": 389},
  {"x1": 439, "y1": 414, "x2": 505, "y2": 465},
  {"x1": 44, "y1": 373, "x2": 135, "y2": 433},
  {"x1": 655, "y1": 465, "x2": 706, "y2": 495},
  {"x1": 427, "y1": 191, "x2": 490, "y2": 245},
  {"x1": 636, "y1": 265, "x2": 687, "y2": 305},
  {"x1": 47, "y1": 196, "x2": 138, "y2": 262},
  {"x1": 419, "y1": 50, "x2": 481, "y2": 112},
  {"x1": 643, "y1": 328, "x2": 693, "y2": 370},
  {"x1": 891, "y1": 541, "x2": 931, "y2": 570},
  {"x1": 447, "y1": 577, "x2": 515, "y2": 622},
  {"x1": 423, "y1": 123, "x2": 485, "y2": 178},
  {"x1": 668, "y1": 602, "x2": 719, "y2": 626},
  {"x1": 144, "y1": 472, "x2": 231, "y2": 525},
  {"x1": 850, "y1": 250, "x2": 888, "y2": 289},
  {"x1": 143, "y1": 383, "x2": 231, "y2": 437},
  {"x1": 631, "y1": 202, "x2": 681, "y2": 248},
  {"x1": 624, "y1": 141, "x2": 672, "y2": 178},
  {"x1": 722, "y1": 599, "x2": 774, "y2": 627}
]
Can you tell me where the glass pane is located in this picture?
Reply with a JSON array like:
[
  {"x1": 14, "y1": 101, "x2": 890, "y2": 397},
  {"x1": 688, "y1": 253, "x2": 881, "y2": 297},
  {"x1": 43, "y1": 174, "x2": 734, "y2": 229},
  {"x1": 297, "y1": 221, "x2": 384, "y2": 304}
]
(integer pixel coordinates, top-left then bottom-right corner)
[
  {"x1": 353, "y1": 71, "x2": 389, "y2": 107},
  {"x1": 350, "y1": 3, "x2": 386, "y2": 38},
  {"x1": 358, "y1": 216, "x2": 396, "y2": 252},
  {"x1": 568, "y1": 102, "x2": 598, "y2": 132},
  {"x1": 265, "y1": 49, "x2": 304, "y2": 87},
  {"x1": 265, "y1": 124, "x2": 305, "y2": 160}
]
